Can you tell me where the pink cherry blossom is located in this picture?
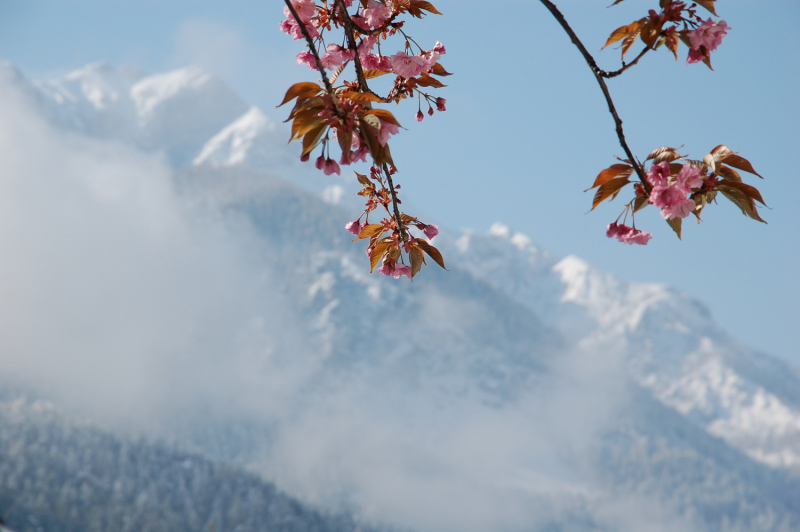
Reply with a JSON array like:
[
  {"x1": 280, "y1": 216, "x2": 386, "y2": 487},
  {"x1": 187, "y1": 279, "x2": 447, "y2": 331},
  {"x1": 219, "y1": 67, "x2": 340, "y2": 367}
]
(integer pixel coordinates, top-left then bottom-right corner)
[
  {"x1": 422, "y1": 224, "x2": 439, "y2": 239},
  {"x1": 433, "y1": 41, "x2": 446, "y2": 54},
  {"x1": 389, "y1": 52, "x2": 427, "y2": 78},
  {"x1": 688, "y1": 18, "x2": 730, "y2": 52},
  {"x1": 361, "y1": 53, "x2": 392, "y2": 71},
  {"x1": 436, "y1": 97, "x2": 446, "y2": 112},
  {"x1": 345, "y1": 220, "x2": 364, "y2": 236},
  {"x1": 374, "y1": 119, "x2": 400, "y2": 146},
  {"x1": 620, "y1": 229, "x2": 653, "y2": 245},
  {"x1": 296, "y1": 51, "x2": 316, "y2": 69},
  {"x1": 675, "y1": 164, "x2": 702, "y2": 193},
  {"x1": 420, "y1": 50, "x2": 440, "y2": 72},
  {"x1": 686, "y1": 19, "x2": 729, "y2": 64},
  {"x1": 646, "y1": 161, "x2": 671, "y2": 187},
  {"x1": 606, "y1": 222, "x2": 629, "y2": 239},
  {"x1": 323, "y1": 158, "x2": 341, "y2": 176},
  {"x1": 280, "y1": 18, "x2": 319, "y2": 41},
  {"x1": 315, "y1": 155, "x2": 325, "y2": 171},
  {"x1": 350, "y1": 144, "x2": 370, "y2": 164},
  {"x1": 650, "y1": 184, "x2": 695, "y2": 219},
  {"x1": 606, "y1": 222, "x2": 651, "y2": 245},
  {"x1": 283, "y1": 0, "x2": 316, "y2": 23},
  {"x1": 320, "y1": 44, "x2": 355, "y2": 70},
  {"x1": 686, "y1": 47, "x2": 706, "y2": 65},
  {"x1": 361, "y1": 0, "x2": 393, "y2": 29},
  {"x1": 379, "y1": 263, "x2": 412, "y2": 279}
]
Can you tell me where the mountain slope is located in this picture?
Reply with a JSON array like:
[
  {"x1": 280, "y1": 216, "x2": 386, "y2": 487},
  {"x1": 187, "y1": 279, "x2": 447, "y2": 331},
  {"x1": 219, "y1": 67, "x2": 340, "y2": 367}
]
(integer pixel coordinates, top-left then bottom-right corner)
[
  {"x1": 0, "y1": 398, "x2": 378, "y2": 532},
  {"x1": 2, "y1": 60, "x2": 800, "y2": 532}
]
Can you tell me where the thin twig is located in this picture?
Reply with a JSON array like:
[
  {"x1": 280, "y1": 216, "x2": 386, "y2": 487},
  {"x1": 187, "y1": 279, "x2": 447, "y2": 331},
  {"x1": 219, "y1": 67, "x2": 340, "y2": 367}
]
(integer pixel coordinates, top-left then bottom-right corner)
[
  {"x1": 538, "y1": 0, "x2": 648, "y2": 188},
  {"x1": 383, "y1": 163, "x2": 406, "y2": 239},
  {"x1": 604, "y1": 46, "x2": 651, "y2": 78}
]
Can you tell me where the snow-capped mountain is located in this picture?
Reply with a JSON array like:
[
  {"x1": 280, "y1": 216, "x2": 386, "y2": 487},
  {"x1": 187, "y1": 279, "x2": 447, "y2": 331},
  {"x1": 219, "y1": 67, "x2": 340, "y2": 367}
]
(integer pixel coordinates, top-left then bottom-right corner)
[
  {"x1": 2, "y1": 61, "x2": 800, "y2": 532},
  {"x1": 194, "y1": 106, "x2": 293, "y2": 169},
  {"x1": 30, "y1": 62, "x2": 249, "y2": 166}
]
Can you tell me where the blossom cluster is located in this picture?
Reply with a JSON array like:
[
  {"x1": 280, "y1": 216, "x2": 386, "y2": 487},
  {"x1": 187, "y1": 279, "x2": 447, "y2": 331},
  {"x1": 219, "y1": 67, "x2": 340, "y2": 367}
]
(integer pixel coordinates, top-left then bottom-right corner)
[
  {"x1": 606, "y1": 222, "x2": 652, "y2": 245},
  {"x1": 279, "y1": 0, "x2": 448, "y2": 278},
  {"x1": 647, "y1": 162, "x2": 703, "y2": 220},
  {"x1": 344, "y1": 166, "x2": 443, "y2": 279},
  {"x1": 589, "y1": 145, "x2": 765, "y2": 246},
  {"x1": 686, "y1": 18, "x2": 730, "y2": 64},
  {"x1": 604, "y1": 0, "x2": 729, "y2": 69}
]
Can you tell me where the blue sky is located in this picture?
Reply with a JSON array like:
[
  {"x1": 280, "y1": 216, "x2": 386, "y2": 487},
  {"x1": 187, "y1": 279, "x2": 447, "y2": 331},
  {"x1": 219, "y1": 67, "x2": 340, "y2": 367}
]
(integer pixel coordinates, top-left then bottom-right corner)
[{"x1": 1, "y1": 0, "x2": 798, "y2": 363}]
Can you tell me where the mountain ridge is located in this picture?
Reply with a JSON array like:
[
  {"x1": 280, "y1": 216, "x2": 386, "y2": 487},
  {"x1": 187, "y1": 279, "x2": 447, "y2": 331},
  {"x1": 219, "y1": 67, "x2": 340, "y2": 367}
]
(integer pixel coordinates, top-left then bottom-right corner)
[{"x1": 1, "y1": 59, "x2": 799, "y2": 531}]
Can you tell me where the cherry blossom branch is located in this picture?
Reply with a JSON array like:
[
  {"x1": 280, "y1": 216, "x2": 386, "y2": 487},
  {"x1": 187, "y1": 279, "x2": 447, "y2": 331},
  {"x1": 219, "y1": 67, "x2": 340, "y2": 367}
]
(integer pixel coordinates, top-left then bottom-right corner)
[
  {"x1": 284, "y1": 0, "x2": 333, "y2": 93},
  {"x1": 283, "y1": 0, "x2": 348, "y2": 118},
  {"x1": 538, "y1": 0, "x2": 648, "y2": 187},
  {"x1": 335, "y1": 0, "x2": 370, "y2": 91},
  {"x1": 334, "y1": 0, "x2": 389, "y2": 102},
  {"x1": 383, "y1": 163, "x2": 406, "y2": 238},
  {"x1": 604, "y1": 46, "x2": 651, "y2": 79}
]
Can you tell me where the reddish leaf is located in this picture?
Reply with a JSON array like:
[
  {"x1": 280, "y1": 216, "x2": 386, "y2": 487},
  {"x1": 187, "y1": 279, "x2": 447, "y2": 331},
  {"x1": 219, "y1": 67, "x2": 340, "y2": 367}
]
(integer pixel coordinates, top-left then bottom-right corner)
[
  {"x1": 633, "y1": 195, "x2": 649, "y2": 214},
  {"x1": 342, "y1": 90, "x2": 386, "y2": 103},
  {"x1": 364, "y1": 70, "x2": 392, "y2": 79},
  {"x1": 591, "y1": 176, "x2": 630, "y2": 210},
  {"x1": 602, "y1": 19, "x2": 645, "y2": 50},
  {"x1": 338, "y1": 127, "x2": 352, "y2": 162},
  {"x1": 364, "y1": 108, "x2": 402, "y2": 127},
  {"x1": 665, "y1": 32, "x2": 679, "y2": 60},
  {"x1": 666, "y1": 217, "x2": 682, "y2": 239},
  {"x1": 355, "y1": 172, "x2": 371, "y2": 187},
  {"x1": 718, "y1": 179, "x2": 767, "y2": 206},
  {"x1": 415, "y1": 74, "x2": 446, "y2": 88},
  {"x1": 668, "y1": 163, "x2": 684, "y2": 176},
  {"x1": 355, "y1": 223, "x2": 385, "y2": 241},
  {"x1": 360, "y1": 126, "x2": 394, "y2": 167},
  {"x1": 369, "y1": 241, "x2": 390, "y2": 273},
  {"x1": 640, "y1": 15, "x2": 664, "y2": 49},
  {"x1": 715, "y1": 164, "x2": 741, "y2": 182},
  {"x1": 691, "y1": 192, "x2": 708, "y2": 222},
  {"x1": 711, "y1": 145, "x2": 763, "y2": 178},
  {"x1": 587, "y1": 164, "x2": 634, "y2": 190},
  {"x1": 290, "y1": 108, "x2": 324, "y2": 140},
  {"x1": 409, "y1": 245, "x2": 425, "y2": 278},
  {"x1": 285, "y1": 96, "x2": 325, "y2": 122},
  {"x1": 646, "y1": 146, "x2": 682, "y2": 163},
  {"x1": 717, "y1": 184, "x2": 767, "y2": 223},
  {"x1": 279, "y1": 82, "x2": 321, "y2": 107},
  {"x1": 694, "y1": 0, "x2": 717, "y2": 16},
  {"x1": 300, "y1": 123, "x2": 327, "y2": 156},
  {"x1": 410, "y1": 0, "x2": 442, "y2": 15},
  {"x1": 430, "y1": 63, "x2": 453, "y2": 76},
  {"x1": 416, "y1": 240, "x2": 446, "y2": 269}
]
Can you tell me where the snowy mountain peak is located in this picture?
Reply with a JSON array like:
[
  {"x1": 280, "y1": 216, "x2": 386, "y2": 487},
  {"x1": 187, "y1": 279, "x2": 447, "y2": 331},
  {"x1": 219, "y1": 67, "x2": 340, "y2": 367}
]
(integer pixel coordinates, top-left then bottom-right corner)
[
  {"x1": 130, "y1": 66, "x2": 216, "y2": 120},
  {"x1": 193, "y1": 106, "x2": 289, "y2": 169}
]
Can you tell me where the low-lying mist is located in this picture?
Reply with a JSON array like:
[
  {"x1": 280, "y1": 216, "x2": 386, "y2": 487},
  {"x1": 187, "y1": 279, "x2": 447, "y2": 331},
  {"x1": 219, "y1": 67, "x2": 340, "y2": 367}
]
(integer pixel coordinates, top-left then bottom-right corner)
[{"x1": 0, "y1": 76, "x2": 690, "y2": 532}]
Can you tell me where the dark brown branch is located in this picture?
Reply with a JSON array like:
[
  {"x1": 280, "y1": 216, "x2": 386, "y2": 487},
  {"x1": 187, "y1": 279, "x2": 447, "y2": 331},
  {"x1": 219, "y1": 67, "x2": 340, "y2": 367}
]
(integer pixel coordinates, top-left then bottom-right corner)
[
  {"x1": 604, "y1": 46, "x2": 651, "y2": 78},
  {"x1": 538, "y1": 0, "x2": 648, "y2": 188},
  {"x1": 383, "y1": 163, "x2": 406, "y2": 239},
  {"x1": 334, "y1": 0, "x2": 390, "y2": 102},
  {"x1": 335, "y1": 0, "x2": 370, "y2": 91},
  {"x1": 284, "y1": 0, "x2": 334, "y2": 94}
]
